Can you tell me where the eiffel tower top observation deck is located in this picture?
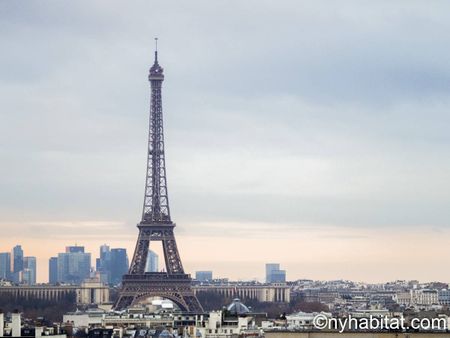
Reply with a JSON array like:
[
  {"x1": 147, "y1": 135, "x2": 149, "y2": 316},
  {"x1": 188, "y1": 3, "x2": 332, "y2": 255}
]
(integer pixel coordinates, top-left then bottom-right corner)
[{"x1": 142, "y1": 38, "x2": 171, "y2": 224}]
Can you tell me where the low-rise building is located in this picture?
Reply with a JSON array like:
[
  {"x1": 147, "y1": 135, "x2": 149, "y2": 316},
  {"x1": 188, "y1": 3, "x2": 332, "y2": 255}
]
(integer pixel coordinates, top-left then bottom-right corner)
[
  {"x1": 412, "y1": 289, "x2": 439, "y2": 307},
  {"x1": 285, "y1": 311, "x2": 332, "y2": 330},
  {"x1": 193, "y1": 282, "x2": 290, "y2": 303},
  {"x1": 394, "y1": 291, "x2": 412, "y2": 306},
  {"x1": 0, "y1": 278, "x2": 110, "y2": 306},
  {"x1": 1, "y1": 312, "x2": 67, "y2": 338},
  {"x1": 438, "y1": 289, "x2": 450, "y2": 305},
  {"x1": 64, "y1": 298, "x2": 263, "y2": 338}
]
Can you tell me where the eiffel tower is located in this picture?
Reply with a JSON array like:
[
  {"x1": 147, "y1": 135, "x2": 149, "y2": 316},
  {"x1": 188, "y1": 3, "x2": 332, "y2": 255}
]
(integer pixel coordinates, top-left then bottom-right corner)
[{"x1": 114, "y1": 41, "x2": 203, "y2": 312}]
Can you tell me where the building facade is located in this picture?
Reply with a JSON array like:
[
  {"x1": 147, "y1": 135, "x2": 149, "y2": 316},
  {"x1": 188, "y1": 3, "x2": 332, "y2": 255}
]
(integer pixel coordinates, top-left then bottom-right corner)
[
  {"x1": 0, "y1": 282, "x2": 109, "y2": 305},
  {"x1": 265, "y1": 263, "x2": 286, "y2": 283},
  {"x1": 0, "y1": 252, "x2": 11, "y2": 280},
  {"x1": 96, "y1": 244, "x2": 111, "y2": 284},
  {"x1": 49, "y1": 257, "x2": 58, "y2": 285},
  {"x1": 11, "y1": 245, "x2": 24, "y2": 283},
  {"x1": 145, "y1": 250, "x2": 159, "y2": 273},
  {"x1": 110, "y1": 248, "x2": 128, "y2": 286},
  {"x1": 57, "y1": 247, "x2": 91, "y2": 285},
  {"x1": 193, "y1": 283, "x2": 290, "y2": 303},
  {"x1": 196, "y1": 271, "x2": 213, "y2": 282},
  {"x1": 412, "y1": 289, "x2": 439, "y2": 306},
  {"x1": 76, "y1": 278, "x2": 110, "y2": 304},
  {"x1": 22, "y1": 256, "x2": 36, "y2": 285}
]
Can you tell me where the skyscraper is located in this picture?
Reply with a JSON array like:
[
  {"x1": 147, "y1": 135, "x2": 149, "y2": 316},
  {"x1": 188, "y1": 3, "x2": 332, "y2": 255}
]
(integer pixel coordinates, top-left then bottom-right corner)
[
  {"x1": 57, "y1": 247, "x2": 91, "y2": 284},
  {"x1": 49, "y1": 257, "x2": 58, "y2": 284},
  {"x1": 96, "y1": 244, "x2": 111, "y2": 284},
  {"x1": 99, "y1": 245, "x2": 110, "y2": 265},
  {"x1": 195, "y1": 271, "x2": 213, "y2": 282},
  {"x1": 265, "y1": 263, "x2": 286, "y2": 283},
  {"x1": 0, "y1": 252, "x2": 11, "y2": 280},
  {"x1": 11, "y1": 245, "x2": 23, "y2": 283},
  {"x1": 22, "y1": 256, "x2": 36, "y2": 285},
  {"x1": 265, "y1": 263, "x2": 279, "y2": 282},
  {"x1": 270, "y1": 269, "x2": 286, "y2": 283},
  {"x1": 145, "y1": 250, "x2": 159, "y2": 272},
  {"x1": 110, "y1": 248, "x2": 128, "y2": 286}
]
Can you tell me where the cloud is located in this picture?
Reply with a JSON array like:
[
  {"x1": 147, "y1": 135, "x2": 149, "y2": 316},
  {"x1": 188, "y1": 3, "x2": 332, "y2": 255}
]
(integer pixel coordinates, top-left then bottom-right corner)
[{"x1": 2, "y1": 1, "x2": 450, "y2": 282}]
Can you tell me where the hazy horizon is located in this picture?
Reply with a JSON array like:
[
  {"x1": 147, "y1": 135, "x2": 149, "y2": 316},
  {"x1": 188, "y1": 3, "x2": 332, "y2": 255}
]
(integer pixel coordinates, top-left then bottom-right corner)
[{"x1": 2, "y1": 1, "x2": 450, "y2": 284}]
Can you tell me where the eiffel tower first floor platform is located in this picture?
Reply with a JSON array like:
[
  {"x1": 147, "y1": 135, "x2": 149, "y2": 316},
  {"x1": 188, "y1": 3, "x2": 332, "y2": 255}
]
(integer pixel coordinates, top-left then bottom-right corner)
[{"x1": 113, "y1": 272, "x2": 204, "y2": 312}]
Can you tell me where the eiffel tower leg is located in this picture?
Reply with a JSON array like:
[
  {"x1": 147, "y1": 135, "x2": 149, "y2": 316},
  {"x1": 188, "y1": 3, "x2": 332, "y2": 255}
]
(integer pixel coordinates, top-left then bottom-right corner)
[
  {"x1": 180, "y1": 292, "x2": 204, "y2": 312},
  {"x1": 162, "y1": 234, "x2": 184, "y2": 274},
  {"x1": 129, "y1": 229, "x2": 149, "y2": 275},
  {"x1": 113, "y1": 294, "x2": 134, "y2": 310}
]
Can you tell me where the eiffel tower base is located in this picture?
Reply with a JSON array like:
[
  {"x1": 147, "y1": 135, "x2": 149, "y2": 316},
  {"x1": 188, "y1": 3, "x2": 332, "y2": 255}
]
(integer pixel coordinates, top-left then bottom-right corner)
[{"x1": 114, "y1": 273, "x2": 203, "y2": 312}]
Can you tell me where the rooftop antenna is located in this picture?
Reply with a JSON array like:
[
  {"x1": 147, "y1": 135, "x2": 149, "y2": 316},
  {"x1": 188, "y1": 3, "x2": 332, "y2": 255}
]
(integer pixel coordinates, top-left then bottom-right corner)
[{"x1": 154, "y1": 37, "x2": 158, "y2": 62}]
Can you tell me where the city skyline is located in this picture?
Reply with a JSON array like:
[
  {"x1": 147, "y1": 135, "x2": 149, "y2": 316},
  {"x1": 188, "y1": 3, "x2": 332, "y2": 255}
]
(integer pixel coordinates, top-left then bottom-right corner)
[
  {"x1": 3, "y1": 240, "x2": 450, "y2": 286},
  {"x1": 2, "y1": 1, "x2": 450, "y2": 283}
]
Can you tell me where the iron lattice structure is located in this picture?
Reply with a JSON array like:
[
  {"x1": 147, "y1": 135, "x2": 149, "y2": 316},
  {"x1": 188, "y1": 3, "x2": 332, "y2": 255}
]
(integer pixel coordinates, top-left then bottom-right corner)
[{"x1": 114, "y1": 47, "x2": 203, "y2": 312}]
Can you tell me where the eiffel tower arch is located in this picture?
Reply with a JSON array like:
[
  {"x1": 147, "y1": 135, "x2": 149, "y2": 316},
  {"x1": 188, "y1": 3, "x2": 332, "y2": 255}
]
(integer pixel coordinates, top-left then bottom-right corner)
[{"x1": 114, "y1": 41, "x2": 203, "y2": 312}]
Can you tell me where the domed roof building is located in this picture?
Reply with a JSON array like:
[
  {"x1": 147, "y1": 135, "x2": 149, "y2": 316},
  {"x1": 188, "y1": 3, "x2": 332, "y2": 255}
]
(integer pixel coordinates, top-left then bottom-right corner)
[
  {"x1": 227, "y1": 298, "x2": 250, "y2": 315},
  {"x1": 159, "y1": 329, "x2": 174, "y2": 338}
]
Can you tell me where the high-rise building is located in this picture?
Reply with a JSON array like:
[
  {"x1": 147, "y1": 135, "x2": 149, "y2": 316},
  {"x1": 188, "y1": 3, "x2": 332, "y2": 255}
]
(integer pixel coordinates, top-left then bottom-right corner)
[
  {"x1": 93, "y1": 245, "x2": 132, "y2": 285},
  {"x1": 11, "y1": 245, "x2": 24, "y2": 283},
  {"x1": 99, "y1": 245, "x2": 110, "y2": 266},
  {"x1": 21, "y1": 269, "x2": 33, "y2": 285},
  {"x1": 265, "y1": 263, "x2": 286, "y2": 283},
  {"x1": 265, "y1": 263, "x2": 279, "y2": 282},
  {"x1": 49, "y1": 257, "x2": 58, "y2": 284},
  {"x1": 270, "y1": 269, "x2": 286, "y2": 283},
  {"x1": 22, "y1": 256, "x2": 36, "y2": 285},
  {"x1": 110, "y1": 248, "x2": 128, "y2": 286},
  {"x1": 57, "y1": 248, "x2": 91, "y2": 285},
  {"x1": 0, "y1": 252, "x2": 11, "y2": 280},
  {"x1": 96, "y1": 244, "x2": 111, "y2": 284},
  {"x1": 195, "y1": 271, "x2": 213, "y2": 282},
  {"x1": 145, "y1": 250, "x2": 159, "y2": 272}
]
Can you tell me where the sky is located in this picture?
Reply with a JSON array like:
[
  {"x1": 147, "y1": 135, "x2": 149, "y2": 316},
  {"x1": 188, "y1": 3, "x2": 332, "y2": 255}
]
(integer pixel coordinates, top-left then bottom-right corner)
[{"x1": 1, "y1": 1, "x2": 450, "y2": 283}]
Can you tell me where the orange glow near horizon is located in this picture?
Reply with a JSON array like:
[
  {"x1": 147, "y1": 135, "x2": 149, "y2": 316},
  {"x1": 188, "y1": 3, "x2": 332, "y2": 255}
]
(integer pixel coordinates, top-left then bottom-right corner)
[{"x1": 1, "y1": 221, "x2": 449, "y2": 284}]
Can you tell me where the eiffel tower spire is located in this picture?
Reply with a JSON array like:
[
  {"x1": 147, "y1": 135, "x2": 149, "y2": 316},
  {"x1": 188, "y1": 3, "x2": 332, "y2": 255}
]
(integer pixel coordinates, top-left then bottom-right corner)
[{"x1": 142, "y1": 38, "x2": 170, "y2": 223}]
